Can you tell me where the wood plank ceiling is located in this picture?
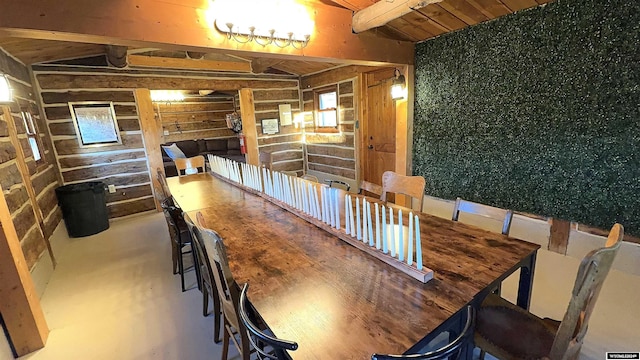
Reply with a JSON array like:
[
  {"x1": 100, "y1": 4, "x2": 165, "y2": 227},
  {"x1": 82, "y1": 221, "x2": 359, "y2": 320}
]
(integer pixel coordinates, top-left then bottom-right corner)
[
  {"x1": 330, "y1": 0, "x2": 554, "y2": 42},
  {"x1": 0, "y1": 0, "x2": 553, "y2": 72}
]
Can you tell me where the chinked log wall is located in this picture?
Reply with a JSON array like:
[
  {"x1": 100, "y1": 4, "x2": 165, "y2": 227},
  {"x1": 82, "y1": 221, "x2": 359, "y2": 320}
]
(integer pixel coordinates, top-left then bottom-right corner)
[
  {"x1": 253, "y1": 88, "x2": 303, "y2": 173},
  {"x1": 32, "y1": 64, "x2": 302, "y2": 217},
  {"x1": 0, "y1": 48, "x2": 61, "y2": 269},
  {"x1": 301, "y1": 67, "x2": 358, "y2": 180},
  {"x1": 157, "y1": 97, "x2": 236, "y2": 143}
]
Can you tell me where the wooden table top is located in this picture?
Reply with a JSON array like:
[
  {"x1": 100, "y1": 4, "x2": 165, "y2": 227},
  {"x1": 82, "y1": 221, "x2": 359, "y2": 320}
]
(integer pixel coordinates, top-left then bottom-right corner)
[{"x1": 170, "y1": 173, "x2": 540, "y2": 359}]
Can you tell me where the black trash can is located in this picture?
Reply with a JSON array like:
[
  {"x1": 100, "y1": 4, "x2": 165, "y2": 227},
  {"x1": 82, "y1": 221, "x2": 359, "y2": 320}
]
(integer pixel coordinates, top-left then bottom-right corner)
[{"x1": 55, "y1": 181, "x2": 109, "y2": 237}]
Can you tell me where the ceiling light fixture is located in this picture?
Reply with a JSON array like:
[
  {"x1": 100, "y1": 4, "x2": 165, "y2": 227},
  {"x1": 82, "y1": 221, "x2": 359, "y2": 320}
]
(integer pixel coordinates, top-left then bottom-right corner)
[
  {"x1": 216, "y1": 20, "x2": 311, "y2": 49},
  {"x1": 391, "y1": 69, "x2": 406, "y2": 101}
]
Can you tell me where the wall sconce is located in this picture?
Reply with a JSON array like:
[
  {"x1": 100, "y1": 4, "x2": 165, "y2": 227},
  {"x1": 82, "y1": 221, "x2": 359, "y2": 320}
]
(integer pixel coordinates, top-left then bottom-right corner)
[
  {"x1": 0, "y1": 74, "x2": 13, "y2": 104},
  {"x1": 215, "y1": 21, "x2": 310, "y2": 49},
  {"x1": 391, "y1": 69, "x2": 406, "y2": 100}
]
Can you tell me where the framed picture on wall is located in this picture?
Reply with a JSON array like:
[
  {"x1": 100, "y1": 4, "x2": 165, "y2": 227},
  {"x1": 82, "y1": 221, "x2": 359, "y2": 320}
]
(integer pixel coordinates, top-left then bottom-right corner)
[
  {"x1": 69, "y1": 102, "x2": 122, "y2": 148},
  {"x1": 261, "y1": 118, "x2": 279, "y2": 135}
]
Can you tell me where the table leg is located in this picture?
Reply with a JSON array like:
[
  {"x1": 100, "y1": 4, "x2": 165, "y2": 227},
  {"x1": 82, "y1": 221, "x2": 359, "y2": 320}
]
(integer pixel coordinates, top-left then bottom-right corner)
[{"x1": 516, "y1": 250, "x2": 537, "y2": 310}]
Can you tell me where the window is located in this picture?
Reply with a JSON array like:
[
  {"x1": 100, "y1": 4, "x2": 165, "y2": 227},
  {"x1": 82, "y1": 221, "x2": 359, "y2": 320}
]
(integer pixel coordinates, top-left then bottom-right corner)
[
  {"x1": 21, "y1": 109, "x2": 43, "y2": 162},
  {"x1": 314, "y1": 86, "x2": 338, "y2": 132}
]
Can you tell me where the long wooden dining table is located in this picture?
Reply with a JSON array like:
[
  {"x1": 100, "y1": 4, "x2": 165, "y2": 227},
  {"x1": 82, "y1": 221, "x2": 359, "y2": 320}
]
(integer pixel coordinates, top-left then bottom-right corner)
[{"x1": 167, "y1": 173, "x2": 540, "y2": 359}]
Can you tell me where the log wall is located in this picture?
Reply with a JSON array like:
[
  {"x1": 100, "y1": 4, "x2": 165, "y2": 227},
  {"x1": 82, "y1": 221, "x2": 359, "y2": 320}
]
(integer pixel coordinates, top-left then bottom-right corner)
[
  {"x1": 33, "y1": 68, "x2": 155, "y2": 219},
  {"x1": 301, "y1": 68, "x2": 357, "y2": 180},
  {"x1": 253, "y1": 88, "x2": 304, "y2": 173},
  {"x1": 0, "y1": 47, "x2": 61, "y2": 270},
  {"x1": 156, "y1": 96, "x2": 236, "y2": 143},
  {"x1": 32, "y1": 64, "x2": 302, "y2": 217}
]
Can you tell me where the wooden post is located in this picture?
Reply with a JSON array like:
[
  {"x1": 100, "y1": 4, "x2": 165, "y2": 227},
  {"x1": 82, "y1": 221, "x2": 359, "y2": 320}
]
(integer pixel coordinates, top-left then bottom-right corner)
[
  {"x1": 135, "y1": 89, "x2": 163, "y2": 211},
  {"x1": 2, "y1": 106, "x2": 55, "y2": 266},
  {"x1": 549, "y1": 218, "x2": 571, "y2": 254},
  {"x1": 239, "y1": 88, "x2": 259, "y2": 166},
  {"x1": 0, "y1": 185, "x2": 49, "y2": 356}
]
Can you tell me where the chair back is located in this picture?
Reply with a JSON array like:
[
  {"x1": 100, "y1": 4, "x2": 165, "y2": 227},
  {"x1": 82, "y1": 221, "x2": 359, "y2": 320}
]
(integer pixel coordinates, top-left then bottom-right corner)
[
  {"x1": 371, "y1": 306, "x2": 474, "y2": 360},
  {"x1": 259, "y1": 152, "x2": 273, "y2": 170},
  {"x1": 360, "y1": 180, "x2": 382, "y2": 197},
  {"x1": 327, "y1": 180, "x2": 351, "y2": 191},
  {"x1": 381, "y1": 171, "x2": 426, "y2": 212},
  {"x1": 175, "y1": 155, "x2": 205, "y2": 176},
  {"x1": 184, "y1": 215, "x2": 211, "y2": 287},
  {"x1": 549, "y1": 224, "x2": 623, "y2": 360},
  {"x1": 195, "y1": 216, "x2": 245, "y2": 338},
  {"x1": 239, "y1": 283, "x2": 298, "y2": 360},
  {"x1": 452, "y1": 197, "x2": 513, "y2": 235},
  {"x1": 301, "y1": 174, "x2": 319, "y2": 183},
  {"x1": 157, "y1": 168, "x2": 172, "y2": 200}
]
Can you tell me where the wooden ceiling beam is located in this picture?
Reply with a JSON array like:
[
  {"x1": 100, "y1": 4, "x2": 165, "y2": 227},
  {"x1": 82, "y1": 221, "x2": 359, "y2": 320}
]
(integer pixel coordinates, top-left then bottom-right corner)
[
  {"x1": 128, "y1": 55, "x2": 251, "y2": 72},
  {"x1": 251, "y1": 58, "x2": 285, "y2": 74},
  {"x1": 0, "y1": 0, "x2": 413, "y2": 65},
  {"x1": 352, "y1": 0, "x2": 444, "y2": 33}
]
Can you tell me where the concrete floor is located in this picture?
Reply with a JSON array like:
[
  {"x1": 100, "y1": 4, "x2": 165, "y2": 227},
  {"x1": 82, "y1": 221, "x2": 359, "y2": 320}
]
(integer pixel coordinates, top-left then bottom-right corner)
[{"x1": 6, "y1": 212, "x2": 639, "y2": 360}]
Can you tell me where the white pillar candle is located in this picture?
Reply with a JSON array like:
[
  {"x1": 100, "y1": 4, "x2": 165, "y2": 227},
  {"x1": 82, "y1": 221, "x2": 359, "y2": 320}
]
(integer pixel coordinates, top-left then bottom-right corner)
[
  {"x1": 407, "y1": 212, "x2": 413, "y2": 266},
  {"x1": 321, "y1": 188, "x2": 328, "y2": 223},
  {"x1": 302, "y1": 181, "x2": 308, "y2": 213},
  {"x1": 349, "y1": 196, "x2": 356, "y2": 237},
  {"x1": 345, "y1": 195, "x2": 350, "y2": 234},
  {"x1": 314, "y1": 186, "x2": 322, "y2": 220},
  {"x1": 382, "y1": 206, "x2": 388, "y2": 253},
  {"x1": 375, "y1": 203, "x2": 381, "y2": 249},
  {"x1": 362, "y1": 199, "x2": 368, "y2": 243},
  {"x1": 398, "y1": 209, "x2": 404, "y2": 261},
  {"x1": 389, "y1": 208, "x2": 396, "y2": 257},
  {"x1": 334, "y1": 189, "x2": 340, "y2": 230},
  {"x1": 415, "y1": 215, "x2": 422, "y2": 270},
  {"x1": 328, "y1": 188, "x2": 335, "y2": 227},
  {"x1": 356, "y1": 198, "x2": 361, "y2": 240},
  {"x1": 367, "y1": 201, "x2": 374, "y2": 246}
]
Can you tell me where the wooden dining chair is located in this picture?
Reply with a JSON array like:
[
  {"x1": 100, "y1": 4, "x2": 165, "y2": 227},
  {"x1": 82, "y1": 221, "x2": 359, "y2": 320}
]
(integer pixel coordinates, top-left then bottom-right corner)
[
  {"x1": 156, "y1": 168, "x2": 172, "y2": 201},
  {"x1": 301, "y1": 174, "x2": 319, "y2": 183},
  {"x1": 184, "y1": 215, "x2": 222, "y2": 343},
  {"x1": 175, "y1": 155, "x2": 205, "y2": 176},
  {"x1": 161, "y1": 198, "x2": 198, "y2": 292},
  {"x1": 452, "y1": 197, "x2": 514, "y2": 235},
  {"x1": 239, "y1": 283, "x2": 299, "y2": 360},
  {"x1": 327, "y1": 179, "x2": 351, "y2": 191},
  {"x1": 381, "y1": 171, "x2": 426, "y2": 212},
  {"x1": 195, "y1": 213, "x2": 253, "y2": 360},
  {"x1": 371, "y1": 306, "x2": 474, "y2": 360},
  {"x1": 360, "y1": 180, "x2": 382, "y2": 197},
  {"x1": 475, "y1": 223, "x2": 624, "y2": 360},
  {"x1": 259, "y1": 152, "x2": 273, "y2": 170}
]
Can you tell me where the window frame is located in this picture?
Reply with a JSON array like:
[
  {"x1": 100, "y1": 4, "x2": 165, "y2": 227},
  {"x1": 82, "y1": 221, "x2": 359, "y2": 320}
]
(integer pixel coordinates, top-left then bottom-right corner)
[
  {"x1": 313, "y1": 85, "x2": 339, "y2": 133},
  {"x1": 21, "y1": 108, "x2": 45, "y2": 165}
]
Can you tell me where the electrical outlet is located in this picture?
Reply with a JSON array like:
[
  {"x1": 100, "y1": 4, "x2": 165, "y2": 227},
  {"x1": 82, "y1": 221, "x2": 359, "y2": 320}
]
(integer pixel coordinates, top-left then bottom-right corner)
[{"x1": 108, "y1": 184, "x2": 116, "y2": 193}]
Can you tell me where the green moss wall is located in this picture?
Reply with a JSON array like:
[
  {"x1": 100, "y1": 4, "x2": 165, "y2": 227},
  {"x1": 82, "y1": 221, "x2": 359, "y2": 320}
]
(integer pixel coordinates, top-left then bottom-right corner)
[{"x1": 413, "y1": 0, "x2": 639, "y2": 234}]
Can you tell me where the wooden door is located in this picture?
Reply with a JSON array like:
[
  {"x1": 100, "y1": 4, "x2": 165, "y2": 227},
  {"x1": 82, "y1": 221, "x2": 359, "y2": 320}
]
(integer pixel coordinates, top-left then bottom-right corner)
[{"x1": 362, "y1": 69, "x2": 396, "y2": 189}]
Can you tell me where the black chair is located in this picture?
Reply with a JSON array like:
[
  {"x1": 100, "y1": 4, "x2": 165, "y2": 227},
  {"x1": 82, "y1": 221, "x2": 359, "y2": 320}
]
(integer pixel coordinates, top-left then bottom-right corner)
[
  {"x1": 160, "y1": 198, "x2": 199, "y2": 292},
  {"x1": 371, "y1": 306, "x2": 474, "y2": 360},
  {"x1": 326, "y1": 179, "x2": 351, "y2": 191},
  {"x1": 239, "y1": 283, "x2": 299, "y2": 360},
  {"x1": 184, "y1": 215, "x2": 222, "y2": 343}
]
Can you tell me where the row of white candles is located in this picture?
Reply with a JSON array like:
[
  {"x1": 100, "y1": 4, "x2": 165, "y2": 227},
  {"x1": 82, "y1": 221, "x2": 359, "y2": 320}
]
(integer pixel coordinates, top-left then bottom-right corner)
[
  {"x1": 207, "y1": 155, "x2": 424, "y2": 271},
  {"x1": 344, "y1": 195, "x2": 422, "y2": 270}
]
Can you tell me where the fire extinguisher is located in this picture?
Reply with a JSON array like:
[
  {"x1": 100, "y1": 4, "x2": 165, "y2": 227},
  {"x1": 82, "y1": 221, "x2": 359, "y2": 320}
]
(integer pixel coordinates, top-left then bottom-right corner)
[{"x1": 238, "y1": 134, "x2": 246, "y2": 154}]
